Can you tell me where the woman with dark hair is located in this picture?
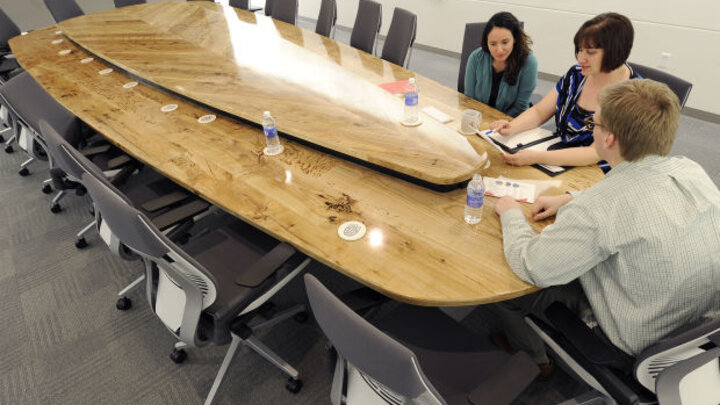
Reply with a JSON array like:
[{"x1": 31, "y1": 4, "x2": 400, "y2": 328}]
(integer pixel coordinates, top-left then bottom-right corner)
[
  {"x1": 491, "y1": 12, "x2": 640, "y2": 168},
  {"x1": 464, "y1": 12, "x2": 537, "y2": 117}
]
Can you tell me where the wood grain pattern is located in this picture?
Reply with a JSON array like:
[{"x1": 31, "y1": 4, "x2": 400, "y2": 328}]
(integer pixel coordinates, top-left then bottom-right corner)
[
  {"x1": 55, "y1": 1, "x2": 495, "y2": 186},
  {"x1": 10, "y1": 22, "x2": 602, "y2": 306}
]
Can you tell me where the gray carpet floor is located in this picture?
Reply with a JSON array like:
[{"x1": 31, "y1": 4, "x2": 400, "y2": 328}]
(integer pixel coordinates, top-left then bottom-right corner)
[{"x1": 1, "y1": 17, "x2": 718, "y2": 405}]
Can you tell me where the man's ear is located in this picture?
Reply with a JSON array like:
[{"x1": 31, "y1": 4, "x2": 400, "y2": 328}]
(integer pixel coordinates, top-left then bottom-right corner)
[{"x1": 604, "y1": 131, "x2": 617, "y2": 150}]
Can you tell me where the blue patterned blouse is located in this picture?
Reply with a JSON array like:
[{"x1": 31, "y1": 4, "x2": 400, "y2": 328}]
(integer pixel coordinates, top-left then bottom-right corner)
[{"x1": 554, "y1": 64, "x2": 641, "y2": 146}]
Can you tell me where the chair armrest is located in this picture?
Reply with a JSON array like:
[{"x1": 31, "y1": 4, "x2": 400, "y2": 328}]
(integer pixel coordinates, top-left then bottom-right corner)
[
  {"x1": 467, "y1": 352, "x2": 539, "y2": 405},
  {"x1": 151, "y1": 199, "x2": 209, "y2": 231},
  {"x1": 544, "y1": 302, "x2": 632, "y2": 369},
  {"x1": 235, "y1": 242, "x2": 296, "y2": 287},
  {"x1": 140, "y1": 191, "x2": 190, "y2": 212},
  {"x1": 80, "y1": 144, "x2": 112, "y2": 157},
  {"x1": 338, "y1": 287, "x2": 389, "y2": 315}
]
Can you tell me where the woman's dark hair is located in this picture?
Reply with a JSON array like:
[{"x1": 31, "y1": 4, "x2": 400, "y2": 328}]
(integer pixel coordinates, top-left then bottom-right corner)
[
  {"x1": 574, "y1": 13, "x2": 634, "y2": 72},
  {"x1": 481, "y1": 12, "x2": 532, "y2": 86}
]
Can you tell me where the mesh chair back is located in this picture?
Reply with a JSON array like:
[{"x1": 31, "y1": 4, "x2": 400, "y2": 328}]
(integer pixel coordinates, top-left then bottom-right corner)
[
  {"x1": 113, "y1": 0, "x2": 146, "y2": 8},
  {"x1": 304, "y1": 274, "x2": 444, "y2": 403},
  {"x1": 229, "y1": 0, "x2": 250, "y2": 9},
  {"x1": 635, "y1": 316, "x2": 720, "y2": 393},
  {"x1": 315, "y1": 0, "x2": 337, "y2": 38},
  {"x1": 380, "y1": 7, "x2": 417, "y2": 67},
  {"x1": 350, "y1": 0, "x2": 382, "y2": 55},
  {"x1": 458, "y1": 22, "x2": 486, "y2": 93},
  {"x1": 81, "y1": 171, "x2": 217, "y2": 343},
  {"x1": 0, "y1": 7, "x2": 21, "y2": 49},
  {"x1": 264, "y1": 0, "x2": 274, "y2": 16},
  {"x1": 0, "y1": 72, "x2": 81, "y2": 143},
  {"x1": 656, "y1": 347, "x2": 720, "y2": 405},
  {"x1": 43, "y1": 0, "x2": 84, "y2": 23},
  {"x1": 628, "y1": 62, "x2": 693, "y2": 108},
  {"x1": 271, "y1": 0, "x2": 298, "y2": 25}
]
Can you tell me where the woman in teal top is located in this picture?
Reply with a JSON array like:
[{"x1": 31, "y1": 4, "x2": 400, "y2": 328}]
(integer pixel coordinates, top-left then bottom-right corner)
[{"x1": 464, "y1": 12, "x2": 537, "y2": 117}]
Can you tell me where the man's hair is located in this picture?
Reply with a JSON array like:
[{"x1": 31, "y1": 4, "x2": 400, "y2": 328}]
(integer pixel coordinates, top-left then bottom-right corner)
[
  {"x1": 574, "y1": 13, "x2": 634, "y2": 72},
  {"x1": 598, "y1": 79, "x2": 680, "y2": 161}
]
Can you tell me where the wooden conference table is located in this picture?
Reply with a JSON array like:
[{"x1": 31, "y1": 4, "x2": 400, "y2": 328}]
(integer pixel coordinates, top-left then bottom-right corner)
[{"x1": 9, "y1": 1, "x2": 602, "y2": 306}]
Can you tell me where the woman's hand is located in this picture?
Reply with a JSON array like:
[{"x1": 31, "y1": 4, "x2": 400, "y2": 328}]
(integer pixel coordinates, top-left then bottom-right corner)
[
  {"x1": 489, "y1": 119, "x2": 513, "y2": 136},
  {"x1": 502, "y1": 150, "x2": 539, "y2": 166}
]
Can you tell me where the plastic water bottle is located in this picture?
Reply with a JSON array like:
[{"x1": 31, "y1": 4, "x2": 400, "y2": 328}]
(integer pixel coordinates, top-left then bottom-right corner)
[
  {"x1": 262, "y1": 111, "x2": 283, "y2": 155},
  {"x1": 464, "y1": 173, "x2": 485, "y2": 224},
  {"x1": 403, "y1": 78, "x2": 419, "y2": 124}
]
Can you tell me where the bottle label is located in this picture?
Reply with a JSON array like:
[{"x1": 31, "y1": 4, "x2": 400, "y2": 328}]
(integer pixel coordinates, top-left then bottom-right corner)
[
  {"x1": 264, "y1": 126, "x2": 278, "y2": 139},
  {"x1": 405, "y1": 92, "x2": 418, "y2": 106},
  {"x1": 466, "y1": 191, "x2": 484, "y2": 208}
]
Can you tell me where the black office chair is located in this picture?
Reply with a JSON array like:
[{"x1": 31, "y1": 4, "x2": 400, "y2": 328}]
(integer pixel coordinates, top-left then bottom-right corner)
[
  {"x1": 271, "y1": 0, "x2": 298, "y2": 25},
  {"x1": 526, "y1": 302, "x2": 720, "y2": 405},
  {"x1": 264, "y1": 0, "x2": 275, "y2": 16},
  {"x1": 315, "y1": 0, "x2": 337, "y2": 38},
  {"x1": 458, "y1": 22, "x2": 486, "y2": 94},
  {"x1": 229, "y1": 0, "x2": 250, "y2": 9},
  {"x1": 41, "y1": 119, "x2": 211, "y2": 308},
  {"x1": 350, "y1": 0, "x2": 382, "y2": 55},
  {"x1": 0, "y1": 7, "x2": 22, "y2": 86},
  {"x1": 0, "y1": 71, "x2": 68, "y2": 177},
  {"x1": 113, "y1": 0, "x2": 146, "y2": 8},
  {"x1": 305, "y1": 274, "x2": 539, "y2": 405},
  {"x1": 82, "y1": 171, "x2": 311, "y2": 404},
  {"x1": 380, "y1": 7, "x2": 417, "y2": 68},
  {"x1": 43, "y1": 0, "x2": 85, "y2": 23},
  {"x1": 628, "y1": 62, "x2": 693, "y2": 109}
]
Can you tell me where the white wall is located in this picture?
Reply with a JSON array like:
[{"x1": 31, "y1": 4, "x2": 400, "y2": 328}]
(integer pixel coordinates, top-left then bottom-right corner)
[{"x1": 299, "y1": 0, "x2": 720, "y2": 115}]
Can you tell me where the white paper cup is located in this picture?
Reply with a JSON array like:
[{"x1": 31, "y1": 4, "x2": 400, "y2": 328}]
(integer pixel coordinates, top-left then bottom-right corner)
[{"x1": 461, "y1": 109, "x2": 481, "y2": 134}]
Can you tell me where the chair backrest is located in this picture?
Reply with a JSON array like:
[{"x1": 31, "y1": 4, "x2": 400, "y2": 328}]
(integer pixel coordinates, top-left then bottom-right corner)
[
  {"x1": 0, "y1": 7, "x2": 21, "y2": 50},
  {"x1": 43, "y1": 0, "x2": 84, "y2": 23},
  {"x1": 229, "y1": 0, "x2": 250, "y2": 9},
  {"x1": 264, "y1": 0, "x2": 274, "y2": 16},
  {"x1": 113, "y1": 0, "x2": 146, "y2": 8},
  {"x1": 635, "y1": 316, "x2": 720, "y2": 394},
  {"x1": 656, "y1": 347, "x2": 720, "y2": 405},
  {"x1": 271, "y1": 0, "x2": 298, "y2": 25},
  {"x1": 304, "y1": 274, "x2": 444, "y2": 404},
  {"x1": 39, "y1": 120, "x2": 87, "y2": 180},
  {"x1": 380, "y1": 7, "x2": 417, "y2": 67},
  {"x1": 315, "y1": 0, "x2": 337, "y2": 38},
  {"x1": 458, "y1": 22, "x2": 486, "y2": 93},
  {"x1": 350, "y1": 0, "x2": 382, "y2": 55},
  {"x1": 81, "y1": 170, "x2": 217, "y2": 346},
  {"x1": 628, "y1": 62, "x2": 693, "y2": 108},
  {"x1": 0, "y1": 72, "x2": 81, "y2": 141}
]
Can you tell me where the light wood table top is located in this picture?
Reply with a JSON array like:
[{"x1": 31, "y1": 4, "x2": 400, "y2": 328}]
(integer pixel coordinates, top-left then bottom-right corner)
[
  {"x1": 10, "y1": 11, "x2": 602, "y2": 306},
  {"x1": 56, "y1": 1, "x2": 491, "y2": 187}
]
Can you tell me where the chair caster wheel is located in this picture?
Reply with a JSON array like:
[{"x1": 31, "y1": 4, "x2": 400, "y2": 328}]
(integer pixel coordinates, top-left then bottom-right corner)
[
  {"x1": 75, "y1": 237, "x2": 88, "y2": 249},
  {"x1": 4, "y1": 145, "x2": 13, "y2": 153},
  {"x1": 75, "y1": 186, "x2": 87, "y2": 196},
  {"x1": 18, "y1": 167, "x2": 29, "y2": 176},
  {"x1": 285, "y1": 378, "x2": 303, "y2": 394},
  {"x1": 50, "y1": 203, "x2": 62, "y2": 213},
  {"x1": 116, "y1": 296, "x2": 131, "y2": 310},
  {"x1": 170, "y1": 348, "x2": 187, "y2": 364},
  {"x1": 89, "y1": 206, "x2": 95, "y2": 217},
  {"x1": 0, "y1": 135, "x2": 4, "y2": 143},
  {"x1": 42, "y1": 184, "x2": 53, "y2": 194},
  {"x1": 293, "y1": 311, "x2": 309, "y2": 323}
]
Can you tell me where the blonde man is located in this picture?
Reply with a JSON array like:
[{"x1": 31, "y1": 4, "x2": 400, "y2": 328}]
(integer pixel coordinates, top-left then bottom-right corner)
[{"x1": 493, "y1": 79, "x2": 720, "y2": 375}]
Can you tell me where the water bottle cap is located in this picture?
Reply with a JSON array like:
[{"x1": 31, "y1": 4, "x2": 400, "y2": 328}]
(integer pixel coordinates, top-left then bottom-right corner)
[
  {"x1": 472, "y1": 173, "x2": 483, "y2": 181},
  {"x1": 263, "y1": 111, "x2": 270, "y2": 117}
]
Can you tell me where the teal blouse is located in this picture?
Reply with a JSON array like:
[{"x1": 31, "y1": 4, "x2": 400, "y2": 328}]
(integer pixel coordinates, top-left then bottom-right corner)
[{"x1": 464, "y1": 49, "x2": 538, "y2": 117}]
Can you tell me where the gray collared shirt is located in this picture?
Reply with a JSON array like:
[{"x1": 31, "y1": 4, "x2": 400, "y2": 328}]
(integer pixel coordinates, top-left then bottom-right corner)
[{"x1": 500, "y1": 155, "x2": 720, "y2": 355}]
